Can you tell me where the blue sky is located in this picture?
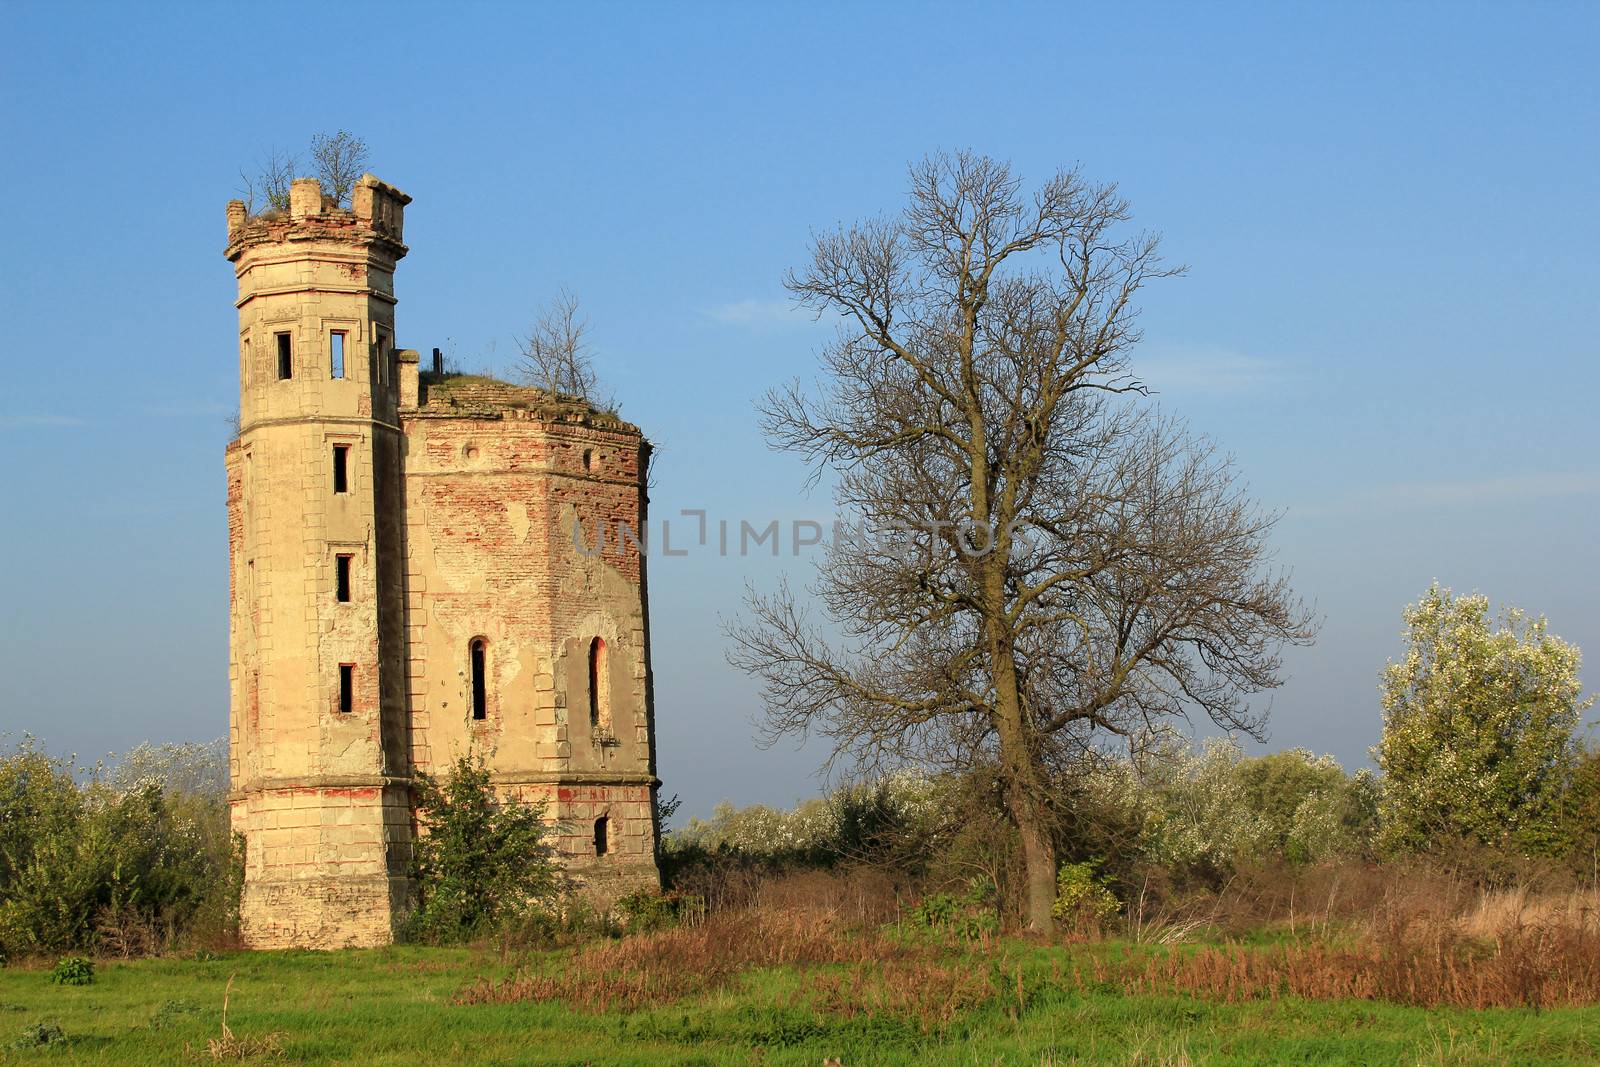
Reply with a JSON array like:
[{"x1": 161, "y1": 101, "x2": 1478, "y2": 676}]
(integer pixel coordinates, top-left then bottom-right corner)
[{"x1": 1, "y1": 2, "x2": 1595, "y2": 818}]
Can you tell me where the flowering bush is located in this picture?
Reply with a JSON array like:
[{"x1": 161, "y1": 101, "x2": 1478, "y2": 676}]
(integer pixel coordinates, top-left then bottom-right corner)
[
  {"x1": 1375, "y1": 584, "x2": 1593, "y2": 856},
  {"x1": 667, "y1": 771, "x2": 940, "y2": 863},
  {"x1": 0, "y1": 737, "x2": 239, "y2": 959},
  {"x1": 1051, "y1": 861, "x2": 1120, "y2": 933},
  {"x1": 1069, "y1": 736, "x2": 1376, "y2": 884}
]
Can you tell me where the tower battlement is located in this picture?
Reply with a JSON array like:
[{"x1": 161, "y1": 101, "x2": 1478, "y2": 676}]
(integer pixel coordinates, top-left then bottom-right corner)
[{"x1": 225, "y1": 173, "x2": 410, "y2": 256}]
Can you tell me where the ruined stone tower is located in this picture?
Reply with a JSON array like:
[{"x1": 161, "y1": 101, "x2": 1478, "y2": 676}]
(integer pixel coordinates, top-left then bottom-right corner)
[{"x1": 224, "y1": 175, "x2": 660, "y2": 949}]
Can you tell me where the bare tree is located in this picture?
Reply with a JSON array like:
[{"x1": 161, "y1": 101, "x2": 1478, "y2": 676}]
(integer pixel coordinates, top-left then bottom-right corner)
[
  {"x1": 726, "y1": 153, "x2": 1315, "y2": 932},
  {"x1": 237, "y1": 146, "x2": 298, "y2": 214},
  {"x1": 310, "y1": 130, "x2": 370, "y2": 207},
  {"x1": 518, "y1": 290, "x2": 613, "y2": 409}
]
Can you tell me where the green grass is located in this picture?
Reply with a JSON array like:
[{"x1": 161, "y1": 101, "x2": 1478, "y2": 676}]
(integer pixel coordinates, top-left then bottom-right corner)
[{"x1": 0, "y1": 942, "x2": 1594, "y2": 1065}]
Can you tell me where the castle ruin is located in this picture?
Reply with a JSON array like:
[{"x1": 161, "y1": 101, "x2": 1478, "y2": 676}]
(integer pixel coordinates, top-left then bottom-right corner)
[{"x1": 224, "y1": 174, "x2": 660, "y2": 948}]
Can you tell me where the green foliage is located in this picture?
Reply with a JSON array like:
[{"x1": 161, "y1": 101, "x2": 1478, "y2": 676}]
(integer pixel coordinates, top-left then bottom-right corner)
[
  {"x1": 905, "y1": 878, "x2": 998, "y2": 940},
  {"x1": 1066, "y1": 737, "x2": 1377, "y2": 888},
  {"x1": 146, "y1": 998, "x2": 199, "y2": 1030},
  {"x1": 1051, "y1": 861, "x2": 1120, "y2": 932},
  {"x1": 9, "y1": 1020, "x2": 64, "y2": 1049},
  {"x1": 655, "y1": 792, "x2": 682, "y2": 831},
  {"x1": 667, "y1": 771, "x2": 941, "y2": 867},
  {"x1": 1557, "y1": 745, "x2": 1600, "y2": 877},
  {"x1": 1238, "y1": 749, "x2": 1379, "y2": 864},
  {"x1": 615, "y1": 889, "x2": 703, "y2": 933},
  {"x1": 405, "y1": 754, "x2": 562, "y2": 943},
  {"x1": 50, "y1": 956, "x2": 93, "y2": 985},
  {"x1": 0, "y1": 738, "x2": 238, "y2": 959},
  {"x1": 1375, "y1": 585, "x2": 1593, "y2": 857},
  {"x1": 668, "y1": 745, "x2": 1379, "y2": 921}
]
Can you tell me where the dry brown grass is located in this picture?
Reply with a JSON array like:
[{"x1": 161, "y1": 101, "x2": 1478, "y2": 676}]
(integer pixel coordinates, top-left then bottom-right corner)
[
  {"x1": 187, "y1": 975, "x2": 284, "y2": 1062},
  {"x1": 1090, "y1": 915, "x2": 1600, "y2": 1009},
  {"x1": 458, "y1": 905, "x2": 916, "y2": 1012},
  {"x1": 1458, "y1": 886, "x2": 1600, "y2": 940},
  {"x1": 665, "y1": 863, "x2": 907, "y2": 928},
  {"x1": 460, "y1": 869, "x2": 1018, "y2": 1032},
  {"x1": 462, "y1": 862, "x2": 1600, "y2": 1020},
  {"x1": 1134, "y1": 858, "x2": 1600, "y2": 946},
  {"x1": 801, "y1": 957, "x2": 999, "y2": 1032}
]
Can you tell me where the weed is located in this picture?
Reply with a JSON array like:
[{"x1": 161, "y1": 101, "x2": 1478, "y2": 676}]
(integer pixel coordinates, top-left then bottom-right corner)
[
  {"x1": 149, "y1": 997, "x2": 201, "y2": 1030},
  {"x1": 903, "y1": 878, "x2": 999, "y2": 940},
  {"x1": 802, "y1": 956, "x2": 1000, "y2": 1033},
  {"x1": 9, "y1": 1020, "x2": 65, "y2": 1049},
  {"x1": 1087, "y1": 915, "x2": 1600, "y2": 1010},
  {"x1": 615, "y1": 888, "x2": 705, "y2": 933},
  {"x1": 189, "y1": 974, "x2": 283, "y2": 1062},
  {"x1": 49, "y1": 956, "x2": 93, "y2": 985}
]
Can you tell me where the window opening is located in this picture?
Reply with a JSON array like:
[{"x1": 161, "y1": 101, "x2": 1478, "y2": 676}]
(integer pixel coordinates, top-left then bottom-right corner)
[{"x1": 470, "y1": 639, "x2": 488, "y2": 721}]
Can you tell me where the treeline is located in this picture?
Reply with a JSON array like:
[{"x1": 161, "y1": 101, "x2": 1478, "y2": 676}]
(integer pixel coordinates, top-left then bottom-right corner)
[
  {"x1": 0, "y1": 746, "x2": 573, "y2": 959},
  {"x1": 4, "y1": 729, "x2": 1596, "y2": 959},
  {"x1": 0, "y1": 740, "x2": 239, "y2": 962},
  {"x1": 669, "y1": 585, "x2": 1598, "y2": 924},
  {"x1": 2, "y1": 589, "x2": 1591, "y2": 955},
  {"x1": 665, "y1": 733, "x2": 1600, "y2": 923}
]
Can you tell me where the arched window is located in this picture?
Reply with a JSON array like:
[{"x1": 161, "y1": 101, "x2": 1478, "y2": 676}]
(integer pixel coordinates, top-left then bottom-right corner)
[
  {"x1": 470, "y1": 638, "x2": 488, "y2": 721},
  {"x1": 593, "y1": 816, "x2": 609, "y2": 857},
  {"x1": 587, "y1": 636, "x2": 609, "y2": 731}
]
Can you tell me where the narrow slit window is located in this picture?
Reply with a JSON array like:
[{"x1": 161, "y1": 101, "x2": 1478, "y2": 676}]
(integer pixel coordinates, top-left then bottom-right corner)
[
  {"x1": 330, "y1": 331, "x2": 346, "y2": 379},
  {"x1": 470, "y1": 639, "x2": 487, "y2": 721},
  {"x1": 374, "y1": 330, "x2": 390, "y2": 386},
  {"x1": 338, "y1": 664, "x2": 354, "y2": 713},
  {"x1": 587, "y1": 637, "x2": 608, "y2": 731},
  {"x1": 275, "y1": 333, "x2": 292, "y2": 380},
  {"x1": 593, "y1": 816, "x2": 609, "y2": 857},
  {"x1": 332, "y1": 445, "x2": 349, "y2": 494},
  {"x1": 335, "y1": 554, "x2": 352, "y2": 602}
]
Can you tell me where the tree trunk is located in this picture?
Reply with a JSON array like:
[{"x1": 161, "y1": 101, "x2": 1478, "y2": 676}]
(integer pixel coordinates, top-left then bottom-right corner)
[
  {"x1": 998, "y1": 730, "x2": 1057, "y2": 934},
  {"x1": 990, "y1": 627, "x2": 1056, "y2": 934}
]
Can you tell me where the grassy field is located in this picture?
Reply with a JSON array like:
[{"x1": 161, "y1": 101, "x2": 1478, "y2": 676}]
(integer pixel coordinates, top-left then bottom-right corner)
[{"x1": 1, "y1": 939, "x2": 1596, "y2": 1066}]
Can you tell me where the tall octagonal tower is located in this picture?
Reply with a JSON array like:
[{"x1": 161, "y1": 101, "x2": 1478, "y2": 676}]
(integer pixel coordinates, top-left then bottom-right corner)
[{"x1": 224, "y1": 175, "x2": 660, "y2": 949}]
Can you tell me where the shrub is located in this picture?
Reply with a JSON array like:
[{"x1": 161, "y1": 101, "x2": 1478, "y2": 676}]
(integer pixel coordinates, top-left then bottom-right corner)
[
  {"x1": 9, "y1": 1021, "x2": 65, "y2": 1049},
  {"x1": 1556, "y1": 744, "x2": 1600, "y2": 877},
  {"x1": 1051, "y1": 861, "x2": 1120, "y2": 934},
  {"x1": 50, "y1": 956, "x2": 93, "y2": 985},
  {"x1": 906, "y1": 878, "x2": 998, "y2": 940},
  {"x1": 405, "y1": 754, "x2": 562, "y2": 943},
  {"x1": 666, "y1": 770, "x2": 940, "y2": 868},
  {"x1": 1375, "y1": 584, "x2": 1593, "y2": 857},
  {"x1": 615, "y1": 889, "x2": 702, "y2": 933},
  {"x1": 0, "y1": 738, "x2": 238, "y2": 959},
  {"x1": 1064, "y1": 736, "x2": 1377, "y2": 890}
]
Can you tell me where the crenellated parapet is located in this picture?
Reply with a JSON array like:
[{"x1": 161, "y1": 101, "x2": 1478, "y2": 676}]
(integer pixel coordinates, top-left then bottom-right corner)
[{"x1": 226, "y1": 174, "x2": 409, "y2": 261}]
